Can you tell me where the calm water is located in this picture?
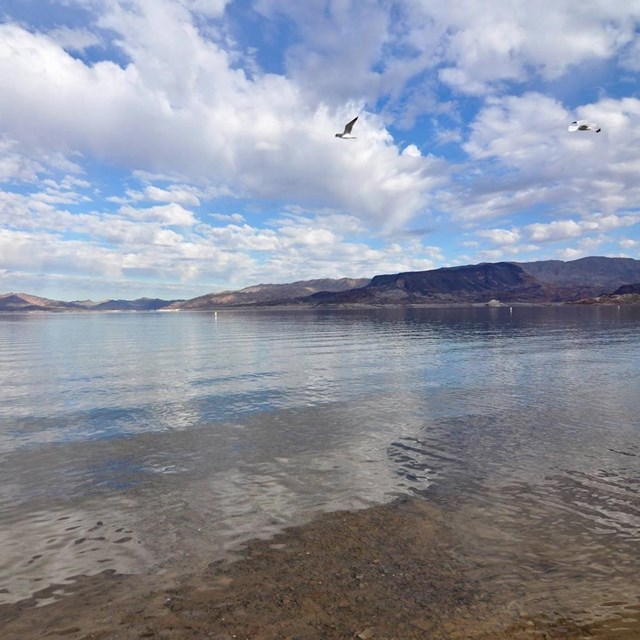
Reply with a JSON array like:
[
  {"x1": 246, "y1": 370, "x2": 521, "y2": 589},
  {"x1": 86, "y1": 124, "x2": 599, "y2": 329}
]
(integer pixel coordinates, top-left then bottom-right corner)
[{"x1": 1, "y1": 307, "x2": 639, "y2": 624}]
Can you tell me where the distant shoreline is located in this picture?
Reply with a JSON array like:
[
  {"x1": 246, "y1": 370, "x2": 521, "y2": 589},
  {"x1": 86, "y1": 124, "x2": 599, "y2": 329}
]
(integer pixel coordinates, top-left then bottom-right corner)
[{"x1": 2, "y1": 300, "x2": 639, "y2": 314}]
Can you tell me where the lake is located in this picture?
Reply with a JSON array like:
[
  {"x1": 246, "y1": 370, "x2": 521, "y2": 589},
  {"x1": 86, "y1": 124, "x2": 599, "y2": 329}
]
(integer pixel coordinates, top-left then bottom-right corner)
[{"x1": 1, "y1": 306, "x2": 639, "y2": 627}]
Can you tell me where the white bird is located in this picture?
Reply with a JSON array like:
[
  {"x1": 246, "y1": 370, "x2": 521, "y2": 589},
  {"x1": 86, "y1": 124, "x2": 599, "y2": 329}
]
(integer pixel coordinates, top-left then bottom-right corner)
[
  {"x1": 335, "y1": 116, "x2": 358, "y2": 139},
  {"x1": 568, "y1": 120, "x2": 601, "y2": 133}
]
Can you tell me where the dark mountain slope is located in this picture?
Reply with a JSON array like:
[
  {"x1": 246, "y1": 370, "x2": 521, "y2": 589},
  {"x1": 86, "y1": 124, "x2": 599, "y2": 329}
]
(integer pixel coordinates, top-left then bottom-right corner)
[
  {"x1": 517, "y1": 256, "x2": 640, "y2": 295},
  {"x1": 309, "y1": 262, "x2": 556, "y2": 305},
  {"x1": 88, "y1": 298, "x2": 178, "y2": 311}
]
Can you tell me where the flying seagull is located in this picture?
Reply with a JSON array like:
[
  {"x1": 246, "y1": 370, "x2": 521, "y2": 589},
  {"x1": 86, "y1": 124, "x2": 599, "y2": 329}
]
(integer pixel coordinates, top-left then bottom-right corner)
[
  {"x1": 335, "y1": 116, "x2": 358, "y2": 139},
  {"x1": 568, "y1": 120, "x2": 601, "y2": 133}
]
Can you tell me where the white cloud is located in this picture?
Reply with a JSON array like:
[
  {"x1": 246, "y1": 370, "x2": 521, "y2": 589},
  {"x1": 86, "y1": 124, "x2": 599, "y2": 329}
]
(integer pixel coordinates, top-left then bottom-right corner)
[
  {"x1": 179, "y1": 0, "x2": 230, "y2": 18},
  {"x1": 453, "y1": 93, "x2": 640, "y2": 229},
  {"x1": 620, "y1": 38, "x2": 640, "y2": 71},
  {"x1": 478, "y1": 228, "x2": 521, "y2": 245},
  {"x1": 252, "y1": 1, "x2": 640, "y2": 101},
  {"x1": 402, "y1": 144, "x2": 422, "y2": 158},
  {"x1": 118, "y1": 203, "x2": 197, "y2": 225},
  {"x1": 32, "y1": 188, "x2": 90, "y2": 205},
  {"x1": 0, "y1": 184, "x2": 449, "y2": 298},
  {"x1": 0, "y1": 138, "x2": 44, "y2": 182},
  {"x1": 526, "y1": 220, "x2": 585, "y2": 243},
  {"x1": 404, "y1": 0, "x2": 640, "y2": 94},
  {"x1": 47, "y1": 26, "x2": 102, "y2": 52},
  {"x1": 201, "y1": 223, "x2": 280, "y2": 252},
  {"x1": 463, "y1": 93, "x2": 569, "y2": 162},
  {"x1": 1, "y1": 0, "x2": 640, "y2": 298},
  {"x1": 126, "y1": 185, "x2": 202, "y2": 206},
  {"x1": 523, "y1": 213, "x2": 640, "y2": 244},
  {"x1": 0, "y1": 228, "x2": 123, "y2": 278},
  {"x1": 0, "y1": 7, "x2": 439, "y2": 228},
  {"x1": 558, "y1": 236, "x2": 609, "y2": 260},
  {"x1": 210, "y1": 212, "x2": 244, "y2": 223}
]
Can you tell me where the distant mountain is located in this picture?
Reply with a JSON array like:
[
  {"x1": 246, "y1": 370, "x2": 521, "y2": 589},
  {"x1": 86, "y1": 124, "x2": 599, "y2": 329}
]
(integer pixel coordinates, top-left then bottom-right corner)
[
  {"x1": 86, "y1": 297, "x2": 179, "y2": 311},
  {"x1": 307, "y1": 262, "x2": 556, "y2": 305},
  {"x1": 171, "y1": 277, "x2": 370, "y2": 309},
  {"x1": 0, "y1": 293, "x2": 75, "y2": 312},
  {"x1": 0, "y1": 293, "x2": 180, "y2": 312},
  {"x1": 4, "y1": 257, "x2": 640, "y2": 312},
  {"x1": 517, "y1": 256, "x2": 640, "y2": 297}
]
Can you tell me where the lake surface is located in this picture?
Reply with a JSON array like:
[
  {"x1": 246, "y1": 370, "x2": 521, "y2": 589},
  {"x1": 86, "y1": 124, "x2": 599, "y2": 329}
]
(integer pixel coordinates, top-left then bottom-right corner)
[{"x1": 1, "y1": 306, "x2": 639, "y2": 626}]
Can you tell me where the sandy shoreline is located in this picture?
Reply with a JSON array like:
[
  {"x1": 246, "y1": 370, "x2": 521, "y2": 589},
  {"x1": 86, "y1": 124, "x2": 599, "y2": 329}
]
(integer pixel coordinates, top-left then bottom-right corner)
[{"x1": 1, "y1": 496, "x2": 639, "y2": 640}]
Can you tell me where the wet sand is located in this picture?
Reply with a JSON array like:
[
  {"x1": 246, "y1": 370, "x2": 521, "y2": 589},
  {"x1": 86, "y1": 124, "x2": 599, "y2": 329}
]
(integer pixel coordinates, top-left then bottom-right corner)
[{"x1": 1, "y1": 497, "x2": 639, "y2": 640}]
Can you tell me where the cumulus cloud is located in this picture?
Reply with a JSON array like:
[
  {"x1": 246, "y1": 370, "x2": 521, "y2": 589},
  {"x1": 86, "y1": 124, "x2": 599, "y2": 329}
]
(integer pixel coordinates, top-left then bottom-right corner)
[
  {"x1": 475, "y1": 213, "x2": 640, "y2": 256},
  {"x1": 47, "y1": 26, "x2": 103, "y2": 53},
  {"x1": 454, "y1": 92, "x2": 640, "y2": 236},
  {"x1": 427, "y1": 0, "x2": 640, "y2": 93},
  {"x1": 525, "y1": 213, "x2": 640, "y2": 242},
  {"x1": 0, "y1": 139, "x2": 45, "y2": 182},
  {"x1": 252, "y1": 0, "x2": 640, "y2": 101},
  {"x1": 0, "y1": 4, "x2": 437, "y2": 228},
  {"x1": 180, "y1": 0, "x2": 230, "y2": 17},
  {"x1": 0, "y1": 0, "x2": 639, "y2": 298},
  {"x1": 119, "y1": 203, "x2": 197, "y2": 226},
  {"x1": 0, "y1": 182, "x2": 443, "y2": 299},
  {"x1": 478, "y1": 228, "x2": 522, "y2": 245},
  {"x1": 127, "y1": 185, "x2": 202, "y2": 207},
  {"x1": 210, "y1": 212, "x2": 244, "y2": 223}
]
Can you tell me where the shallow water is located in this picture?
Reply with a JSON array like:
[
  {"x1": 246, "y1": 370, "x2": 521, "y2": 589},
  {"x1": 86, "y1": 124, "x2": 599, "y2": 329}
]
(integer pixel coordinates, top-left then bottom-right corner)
[{"x1": 1, "y1": 306, "x2": 639, "y2": 625}]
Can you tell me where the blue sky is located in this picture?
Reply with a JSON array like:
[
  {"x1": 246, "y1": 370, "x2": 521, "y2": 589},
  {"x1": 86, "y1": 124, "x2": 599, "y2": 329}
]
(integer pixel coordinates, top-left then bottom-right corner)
[{"x1": 1, "y1": 0, "x2": 640, "y2": 301}]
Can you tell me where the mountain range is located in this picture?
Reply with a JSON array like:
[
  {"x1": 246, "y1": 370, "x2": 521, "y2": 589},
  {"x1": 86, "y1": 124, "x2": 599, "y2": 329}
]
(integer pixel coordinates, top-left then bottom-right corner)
[{"x1": 2, "y1": 257, "x2": 640, "y2": 312}]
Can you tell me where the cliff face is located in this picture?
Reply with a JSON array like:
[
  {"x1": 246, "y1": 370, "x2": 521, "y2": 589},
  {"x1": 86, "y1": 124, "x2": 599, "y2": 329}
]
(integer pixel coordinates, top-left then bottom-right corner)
[
  {"x1": 612, "y1": 283, "x2": 640, "y2": 295},
  {"x1": 371, "y1": 262, "x2": 546, "y2": 296},
  {"x1": 578, "y1": 281, "x2": 640, "y2": 305},
  {"x1": 310, "y1": 262, "x2": 555, "y2": 304},
  {"x1": 516, "y1": 257, "x2": 640, "y2": 295}
]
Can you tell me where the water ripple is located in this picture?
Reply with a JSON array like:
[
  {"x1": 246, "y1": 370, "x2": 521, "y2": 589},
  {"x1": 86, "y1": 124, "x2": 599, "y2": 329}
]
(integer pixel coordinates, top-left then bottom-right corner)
[{"x1": 1, "y1": 306, "x2": 640, "y2": 622}]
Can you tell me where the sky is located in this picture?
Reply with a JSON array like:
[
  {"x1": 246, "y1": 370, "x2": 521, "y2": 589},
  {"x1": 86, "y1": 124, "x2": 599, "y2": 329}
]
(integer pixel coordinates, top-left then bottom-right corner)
[{"x1": 1, "y1": 0, "x2": 640, "y2": 301}]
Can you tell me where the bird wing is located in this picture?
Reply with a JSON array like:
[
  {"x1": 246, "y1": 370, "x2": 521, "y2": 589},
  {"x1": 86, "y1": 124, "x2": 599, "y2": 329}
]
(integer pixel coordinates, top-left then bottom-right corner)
[
  {"x1": 568, "y1": 120, "x2": 601, "y2": 132},
  {"x1": 343, "y1": 116, "x2": 358, "y2": 135}
]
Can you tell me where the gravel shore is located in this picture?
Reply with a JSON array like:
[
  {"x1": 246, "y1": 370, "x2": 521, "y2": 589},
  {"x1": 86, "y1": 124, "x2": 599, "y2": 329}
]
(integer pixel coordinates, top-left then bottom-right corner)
[{"x1": 1, "y1": 496, "x2": 637, "y2": 639}]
